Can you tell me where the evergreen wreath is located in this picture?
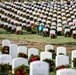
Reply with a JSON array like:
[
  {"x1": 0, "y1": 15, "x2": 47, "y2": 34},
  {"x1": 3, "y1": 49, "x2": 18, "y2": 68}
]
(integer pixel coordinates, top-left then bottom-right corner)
[
  {"x1": 14, "y1": 65, "x2": 29, "y2": 75},
  {"x1": 18, "y1": 53, "x2": 28, "y2": 59},
  {"x1": 29, "y1": 54, "x2": 40, "y2": 63},
  {"x1": 43, "y1": 59, "x2": 55, "y2": 72}
]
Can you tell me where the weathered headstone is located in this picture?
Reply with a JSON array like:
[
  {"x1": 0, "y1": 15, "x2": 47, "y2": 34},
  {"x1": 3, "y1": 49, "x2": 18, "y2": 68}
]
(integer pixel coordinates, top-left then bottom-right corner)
[
  {"x1": 30, "y1": 61, "x2": 49, "y2": 75},
  {"x1": 0, "y1": 54, "x2": 12, "y2": 65},
  {"x1": 12, "y1": 57, "x2": 28, "y2": 74},
  {"x1": 56, "y1": 55, "x2": 69, "y2": 67},
  {"x1": 9, "y1": 44, "x2": 18, "y2": 58},
  {"x1": 18, "y1": 46, "x2": 27, "y2": 54},
  {"x1": 40, "y1": 52, "x2": 52, "y2": 61},
  {"x1": 56, "y1": 69, "x2": 76, "y2": 75}
]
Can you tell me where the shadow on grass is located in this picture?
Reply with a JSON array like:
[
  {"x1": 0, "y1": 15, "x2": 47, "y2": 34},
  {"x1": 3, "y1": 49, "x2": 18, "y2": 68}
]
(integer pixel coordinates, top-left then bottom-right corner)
[
  {"x1": 53, "y1": 42, "x2": 76, "y2": 46},
  {"x1": 0, "y1": 28, "x2": 32, "y2": 35},
  {"x1": 64, "y1": 42, "x2": 76, "y2": 45},
  {"x1": 0, "y1": 28, "x2": 13, "y2": 34}
]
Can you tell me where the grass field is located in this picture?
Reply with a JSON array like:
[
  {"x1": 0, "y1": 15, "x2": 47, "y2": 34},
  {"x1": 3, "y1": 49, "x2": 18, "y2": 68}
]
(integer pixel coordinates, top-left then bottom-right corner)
[
  {"x1": 0, "y1": 28, "x2": 76, "y2": 54},
  {"x1": 0, "y1": 28, "x2": 76, "y2": 46}
]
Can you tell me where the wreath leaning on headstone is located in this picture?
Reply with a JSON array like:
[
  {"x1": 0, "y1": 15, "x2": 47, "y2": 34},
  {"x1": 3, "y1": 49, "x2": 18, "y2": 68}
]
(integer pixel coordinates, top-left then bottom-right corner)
[
  {"x1": 0, "y1": 64, "x2": 12, "y2": 75},
  {"x1": 1, "y1": 46, "x2": 9, "y2": 54},
  {"x1": 56, "y1": 64, "x2": 70, "y2": 70},
  {"x1": 48, "y1": 49, "x2": 56, "y2": 59},
  {"x1": 43, "y1": 59, "x2": 55, "y2": 72},
  {"x1": 29, "y1": 54, "x2": 40, "y2": 63},
  {"x1": 18, "y1": 53, "x2": 28, "y2": 59},
  {"x1": 72, "y1": 58, "x2": 76, "y2": 68},
  {"x1": 14, "y1": 65, "x2": 29, "y2": 75}
]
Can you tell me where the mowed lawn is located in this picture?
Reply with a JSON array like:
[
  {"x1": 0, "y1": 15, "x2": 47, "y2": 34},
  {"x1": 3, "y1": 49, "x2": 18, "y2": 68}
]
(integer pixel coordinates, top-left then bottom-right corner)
[{"x1": 0, "y1": 28, "x2": 76, "y2": 45}]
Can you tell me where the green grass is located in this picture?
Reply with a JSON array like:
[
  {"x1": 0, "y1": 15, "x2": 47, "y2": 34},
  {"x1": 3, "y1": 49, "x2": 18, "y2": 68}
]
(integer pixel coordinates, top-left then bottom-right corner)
[{"x1": 0, "y1": 28, "x2": 76, "y2": 46}]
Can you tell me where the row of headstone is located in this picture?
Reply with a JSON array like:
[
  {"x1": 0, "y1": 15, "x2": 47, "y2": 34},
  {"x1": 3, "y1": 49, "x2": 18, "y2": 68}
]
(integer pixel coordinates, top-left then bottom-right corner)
[
  {"x1": 1, "y1": 39, "x2": 39, "y2": 59},
  {"x1": 1, "y1": 39, "x2": 76, "y2": 66},
  {"x1": 0, "y1": 54, "x2": 49, "y2": 74},
  {"x1": 44, "y1": 45, "x2": 69, "y2": 67},
  {"x1": 0, "y1": 53, "x2": 76, "y2": 75},
  {"x1": 0, "y1": 2, "x2": 76, "y2": 37},
  {"x1": 1, "y1": 39, "x2": 76, "y2": 74}
]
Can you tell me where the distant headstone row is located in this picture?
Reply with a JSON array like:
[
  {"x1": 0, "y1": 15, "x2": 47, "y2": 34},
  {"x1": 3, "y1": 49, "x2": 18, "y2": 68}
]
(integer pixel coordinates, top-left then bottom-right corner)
[{"x1": 0, "y1": 1, "x2": 76, "y2": 39}]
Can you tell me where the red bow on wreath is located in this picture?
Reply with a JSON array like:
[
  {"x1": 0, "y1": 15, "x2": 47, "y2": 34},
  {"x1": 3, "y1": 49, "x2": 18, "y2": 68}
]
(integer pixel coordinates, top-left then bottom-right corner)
[
  {"x1": 17, "y1": 68, "x2": 25, "y2": 75},
  {"x1": 31, "y1": 56, "x2": 38, "y2": 62},
  {"x1": 51, "y1": 34, "x2": 55, "y2": 38}
]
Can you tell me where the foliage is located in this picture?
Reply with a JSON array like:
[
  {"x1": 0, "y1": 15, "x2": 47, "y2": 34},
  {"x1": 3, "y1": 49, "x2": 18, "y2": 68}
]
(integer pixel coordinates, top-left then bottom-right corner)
[
  {"x1": 48, "y1": 49, "x2": 56, "y2": 59},
  {"x1": 57, "y1": 31, "x2": 63, "y2": 36},
  {"x1": 43, "y1": 59, "x2": 55, "y2": 72},
  {"x1": 0, "y1": 64, "x2": 12, "y2": 75},
  {"x1": 56, "y1": 65, "x2": 70, "y2": 70},
  {"x1": 26, "y1": 26, "x2": 31, "y2": 32},
  {"x1": 72, "y1": 58, "x2": 76, "y2": 68},
  {"x1": 50, "y1": 34, "x2": 56, "y2": 39},
  {"x1": 59, "y1": 53, "x2": 65, "y2": 55},
  {"x1": 11, "y1": 29, "x2": 16, "y2": 33},
  {"x1": 73, "y1": 34, "x2": 76, "y2": 39},
  {"x1": 18, "y1": 53, "x2": 28, "y2": 59},
  {"x1": 1, "y1": 46, "x2": 9, "y2": 54},
  {"x1": 43, "y1": 31, "x2": 49, "y2": 37},
  {"x1": 6, "y1": 27, "x2": 12, "y2": 32},
  {"x1": 14, "y1": 65, "x2": 29, "y2": 75},
  {"x1": 16, "y1": 30, "x2": 23, "y2": 35},
  {"x1": 3, "y1": 25, "x2": 7, "y2": 29},
  {"x1": 64, "y1": 32, "x2": 71, "y2": 37},
  {"x1": 29, "y1": 54, "x2": 40, "y2": 63},
  {"x1": 31, "y1": 26, "x2": 37, "y2": 34}
]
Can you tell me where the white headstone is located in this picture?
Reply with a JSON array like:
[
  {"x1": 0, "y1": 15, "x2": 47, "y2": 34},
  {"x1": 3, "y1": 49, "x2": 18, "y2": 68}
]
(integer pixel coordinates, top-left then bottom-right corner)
[
  {"x1": 0, "y1": 54, "x2": 12, "y2": 65},
  {"x1": 64, "y1": 29, "x2": 70, "y2": 34},
  {"x1": 50, "y1": 30, "x2": 55, "y2": 34},
  {"x1": 28, "y1": 48, "x2": 39, "y2": 59},
  {"x1": 9, "y1": 44, "x2": 18, "y2": 58},
  {"x1": 40, "y1": 52, "x2": 52, "y2": 61},
  {"x1": 45, "y1": 44, "x2": 54, "y2": 51},
  {"x1": 12, "y1": 25, "x2": 16, "y2": 30},
  {"x1": 16, "y1": 26, "x2": 22, "y2": 31},
  {"x1": 56, "y1": 69, "x2": 76, "y2": 75},
  {"x1": 57, "y1": 27, "x2": 62, "y2": 32},
  {"x1": 18, "y1": 46, "x2": 27, "y2": 54},
  {"x1": 72, "y1": 50, "x2": 76, "y2": 67},
  {"x1": 56, "y1": 55, "x2": 69, "y2": 67},
  {"x1": 43, "y1": 28, "x2": 48, "y2": 32},
  {"x1": 73, "y1": 30, "x2": 76, "y2": 34},
  {"x1": 72, "y1": 50, "x2": 76, "y2": 60},
  {"x1": 2, "y1": 39, "x2": 10, "y2": 47},
  {"x1": 12, "y1": 57, "x2": 28, "y2": 74},
  {"x1": 30, "y1": 61, "x2": 49, "y2": 75},
  {"x1": 73, "y1": 19, "x2": 76, "y2": 25},
  {"x1": 57, "y1": 47, "x2": 66, "y2": 56}
]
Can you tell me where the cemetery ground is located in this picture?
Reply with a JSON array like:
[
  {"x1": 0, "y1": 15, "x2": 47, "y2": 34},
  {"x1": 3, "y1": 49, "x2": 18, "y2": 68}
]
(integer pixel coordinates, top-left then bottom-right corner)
[
  {"x1": 0, "y1": 28, "x2": 76, "y2": 51},
  {"x1": 0, "y1": 28, "x2": 76, "y2": 75}
]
